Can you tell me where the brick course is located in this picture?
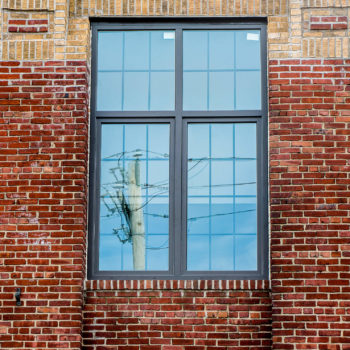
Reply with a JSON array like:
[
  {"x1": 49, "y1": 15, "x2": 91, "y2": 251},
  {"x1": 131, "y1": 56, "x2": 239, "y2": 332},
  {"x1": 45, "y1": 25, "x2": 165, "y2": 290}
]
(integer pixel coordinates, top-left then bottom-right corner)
[
  {"x1": 83, "y1": 281, "x2": 272, "y2": 350},
  {"x1": 8, "y1": 19, "x2": 49, "y2": 33},
  {"x1": 309, "y1": 16, "x2": 348, "y2": 30}
]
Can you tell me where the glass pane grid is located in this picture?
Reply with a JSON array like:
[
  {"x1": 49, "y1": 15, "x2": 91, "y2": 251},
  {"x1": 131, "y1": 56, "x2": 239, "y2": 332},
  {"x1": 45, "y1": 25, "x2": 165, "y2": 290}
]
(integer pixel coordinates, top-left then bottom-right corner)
[
  {"x1": 97, "y1": 31, "x2": 175, "y2": 111},
  {"x1": 187, "y1": 123, "x2": 257, "y2": 271},
  {"x1": 99, "y1": 124, "x2": 169, "y2": 271},
  {"x1": 183, "y1": 30, "x2": 261, "y2": 111}
]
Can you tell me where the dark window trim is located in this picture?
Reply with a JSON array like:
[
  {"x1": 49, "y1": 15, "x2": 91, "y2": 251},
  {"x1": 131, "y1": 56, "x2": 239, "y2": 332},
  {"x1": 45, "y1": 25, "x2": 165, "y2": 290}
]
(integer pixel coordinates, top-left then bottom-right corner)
[{"x1": 88, "y1": 20, "x2": 268, "y2": 280}]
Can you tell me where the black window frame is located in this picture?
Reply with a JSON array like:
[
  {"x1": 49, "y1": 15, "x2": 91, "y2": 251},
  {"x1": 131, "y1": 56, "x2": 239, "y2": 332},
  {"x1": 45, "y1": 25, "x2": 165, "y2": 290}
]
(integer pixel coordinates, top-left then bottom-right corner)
[{"x1": 88, "y1": 18, "x2": 268, "y2": 280}]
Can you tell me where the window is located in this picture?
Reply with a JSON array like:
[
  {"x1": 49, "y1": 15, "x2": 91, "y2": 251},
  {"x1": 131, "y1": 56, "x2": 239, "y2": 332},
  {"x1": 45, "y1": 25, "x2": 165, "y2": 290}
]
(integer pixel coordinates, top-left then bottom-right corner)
[{"x1": 88, "y1": 20, "x2": 268, "y2": 280}]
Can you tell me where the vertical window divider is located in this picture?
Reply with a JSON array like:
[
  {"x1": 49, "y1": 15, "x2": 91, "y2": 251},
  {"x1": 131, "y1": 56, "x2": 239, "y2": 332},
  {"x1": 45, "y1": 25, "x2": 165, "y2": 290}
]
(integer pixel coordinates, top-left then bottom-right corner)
[
  {"x1": 147, "y1": 32, "x2": 151, "y2": 110},
  {"x1": 174, "y1": 26, "x2": 183, "y2": 276},
  {"x1": 121, "y1": 32, "x2": 125, "y2": 110},
  {"x1": 206, "y1": 32, "x2": 210, "y2": 111},
  {"x1": 233, "y1": 31, "x2": 237, "y2": 110},
  {"x1": 232, "y1": 123, "x2": 236, "y2": 270},
  {"x1": 208, "y1": 124, "x2": 212, "y2": 270}
]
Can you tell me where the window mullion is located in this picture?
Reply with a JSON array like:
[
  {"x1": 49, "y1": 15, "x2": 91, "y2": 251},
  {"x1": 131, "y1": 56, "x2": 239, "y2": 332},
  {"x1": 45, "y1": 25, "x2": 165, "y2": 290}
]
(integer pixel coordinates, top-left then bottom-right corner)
[{"x1": 173, "y1": 27, "x2": 184, "y2": 276}]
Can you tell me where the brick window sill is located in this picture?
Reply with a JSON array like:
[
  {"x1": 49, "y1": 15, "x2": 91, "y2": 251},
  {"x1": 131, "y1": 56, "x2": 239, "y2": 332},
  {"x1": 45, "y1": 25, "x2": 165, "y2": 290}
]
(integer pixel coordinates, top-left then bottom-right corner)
[{"x1": 84, "y1": 279, "x2": 271, "y2": 290}]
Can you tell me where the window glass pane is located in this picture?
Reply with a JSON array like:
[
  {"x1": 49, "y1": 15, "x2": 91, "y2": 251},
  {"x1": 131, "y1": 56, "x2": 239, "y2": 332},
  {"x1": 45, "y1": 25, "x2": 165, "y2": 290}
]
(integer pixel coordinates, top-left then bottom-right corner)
[
  {"x1": 187, "y1": 123, "x2": 257, "y2": 271},
  {"x1": 148, "y1": 124, "x2": 169, "y2": 156},
  {"x1": 183, "y1": 31, "x2": 208, "y2": 70},
  {"x1": 209, "y1": 72, "x2": 235, "y2": 110},
  {"x1": 99, "y1": 124, "x2": 170, "y2": 271},
  {"x1": 236, "y1": 70, "x2": 261, "y2": 110},
  {"x1": 187, "y1": 235, "x2": 209, "y2": 270},
  {"x1": 146, "y1": 235, "x2": 169, "y2": 269},
  {"x1": 187, "y1": 198, "x2": 210, "y2": 234},
  {"x1": 183, "y1": 30, "x2": 261, "y2": 111},
  {"x1": 97, "y1": 31, "x2": 175, "y2": 111},
  {"x1": 183, "y1": 72, "x2": 207, "y2": 110},
  {"x1": 235, "y1": 159, "x2": 256, "y2": 196},
  {"x1": 151, "y1": 31, "x2": 175, "y2": 70},
  {"x1": 211, "y1": 161, "x2": 233, "y2": 196},
  {"x1": 235, "y1": 198, "x2": 257, "y2": 234},
  {"x1": 98, "y1": 32, "x2": 123, "y2": 71},
  {"x1": 150, "y1": 72, "x2": 175, "y2": 110},
  {"x1": 188, "y1": 124, "x2": 210, "y2": 197},
  {"x1": 124, "y1": 31, "x2": 149, "y2": 70},
  {"x1": 211, "y1": 198, "x2": 234, "y2": 234},
  {"x1": 123, "y1": 72, "x2": 149, "y2": 110},
  {"x1": 235, "y1": 123, "x2": 256, "y2": 158},
  {"x1": 211, "y1": 124, "x2": 233, "y2": 159},
  {"x1": 97, "y1": 72, "x2": 122, "y2": 110},
  {"x1": 235, "y1": 235, "x2": 257, "y2": 271},
  {"x1": 187, "y1": 161, "x2": 209, "y2": 197},
  {"x1": 209, "y1": 31, "x2": 235, "y2": 69},
  {"x1": 235, "y1": 30, "x2": 261, "y2": 70},
  {"x1": 211, "y1": 235, "x2": 234, "y2": 270}
]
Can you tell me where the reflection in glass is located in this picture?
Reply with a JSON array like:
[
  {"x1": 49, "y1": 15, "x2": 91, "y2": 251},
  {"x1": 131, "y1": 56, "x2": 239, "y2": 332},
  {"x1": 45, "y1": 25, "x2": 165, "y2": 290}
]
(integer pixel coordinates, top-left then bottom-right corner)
[
  {"x1": 99, "y1": 124, "x2": 169, "y2": 271},
  {"x1": 97, "y1": 31, "x2": 175, "y2": 111},
  {"x1": 183, "y1": 30, "x2": 261, "y2": 111},
  {"x1": 187, "y1": 123, "x2": 257, "y2": 271}
]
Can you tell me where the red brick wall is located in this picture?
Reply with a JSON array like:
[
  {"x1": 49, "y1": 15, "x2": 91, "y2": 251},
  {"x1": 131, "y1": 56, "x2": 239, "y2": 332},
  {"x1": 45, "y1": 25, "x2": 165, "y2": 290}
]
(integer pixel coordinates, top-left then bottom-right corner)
[
  {"x1": 270, "y1": 59, "x2": 350, "y2": 349},
  {"x1": 83, "y1": 280, "x2": 272, "y2": 350},
  {"x1": 2, "y1": 58, "x2": 350, "y2": 350},
  {"x1": 0, "y1": 61, "x2": 89, "y2": 349}
]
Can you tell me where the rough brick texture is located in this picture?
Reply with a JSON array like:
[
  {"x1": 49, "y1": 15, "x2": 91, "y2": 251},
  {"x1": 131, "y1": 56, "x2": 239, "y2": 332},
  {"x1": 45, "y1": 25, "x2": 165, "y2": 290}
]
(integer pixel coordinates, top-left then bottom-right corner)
[
  {"x1": 270, "y1": 58, "x2": 350, "y2": 349},
  {"x1": 83, "y1": 281, "x2": 272, "y2": 350},
  {"x1": 0, "y1": 61, "x2": 89, "y2": 349}
]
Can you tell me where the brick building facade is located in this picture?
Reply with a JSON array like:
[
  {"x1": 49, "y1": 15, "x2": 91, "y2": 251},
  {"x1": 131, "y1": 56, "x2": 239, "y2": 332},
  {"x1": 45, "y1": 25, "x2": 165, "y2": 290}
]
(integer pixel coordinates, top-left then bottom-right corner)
[{"x1": 0, "y1": 0, "x2": 350, "y2": 349}]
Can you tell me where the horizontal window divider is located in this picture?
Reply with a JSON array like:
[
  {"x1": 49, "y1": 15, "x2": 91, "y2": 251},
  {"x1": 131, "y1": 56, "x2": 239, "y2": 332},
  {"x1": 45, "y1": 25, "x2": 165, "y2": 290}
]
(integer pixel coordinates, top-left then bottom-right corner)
[
  {"x1": 96, "y1": 112, "x2": 176, "y2": 118},
  {"x1": 102, "y1": 158, "x2": 169, "y2": 161},
  {"x1": 182, "y1": 111, "x2": 262, "y2": 118},
  {"x1": 183, "y1": 69, "x2": 261, "y2": 72},
  {"x1": 96, "y1": 113, "x2": 263, "y2": 119},
  {"x1": 188, "y1": 195, "x2": 257, "y2": 198},
  {"x1": 98, "y1": 69, "x2": 175, "y2": 73},
  {"x1": 188, "y1": 157, "x2": 256, "y2": 160},
  {"x1": 188, "y1": 233, "x2": 257, "y2": 236},
  {"x1": 98, "y1": 69, "x2": 261, "y2": 73}
]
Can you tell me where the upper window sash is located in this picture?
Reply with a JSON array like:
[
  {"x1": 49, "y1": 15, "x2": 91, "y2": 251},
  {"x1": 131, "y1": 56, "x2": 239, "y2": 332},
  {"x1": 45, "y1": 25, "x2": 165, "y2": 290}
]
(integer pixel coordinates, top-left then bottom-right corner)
[{"x1": 94, "y1": 26, "x2": 264, "y2": 114}]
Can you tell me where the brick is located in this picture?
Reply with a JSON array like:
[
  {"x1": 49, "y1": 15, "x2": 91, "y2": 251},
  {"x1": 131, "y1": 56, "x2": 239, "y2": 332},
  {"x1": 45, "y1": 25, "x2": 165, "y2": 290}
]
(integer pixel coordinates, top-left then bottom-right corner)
[
  {"x1": 333, "y1": 23, "x2": 348, "y2": 30},
  {"x1": 310, "y1": 24, "x2": 332, "y2": 30}
]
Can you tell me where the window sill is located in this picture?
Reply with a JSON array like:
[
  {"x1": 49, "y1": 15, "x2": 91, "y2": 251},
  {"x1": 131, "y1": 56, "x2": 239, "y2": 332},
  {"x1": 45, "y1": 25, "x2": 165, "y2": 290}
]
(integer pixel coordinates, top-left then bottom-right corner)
[{"x1": 84, "y1": 279, "x2": 270, "y2": 291}]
